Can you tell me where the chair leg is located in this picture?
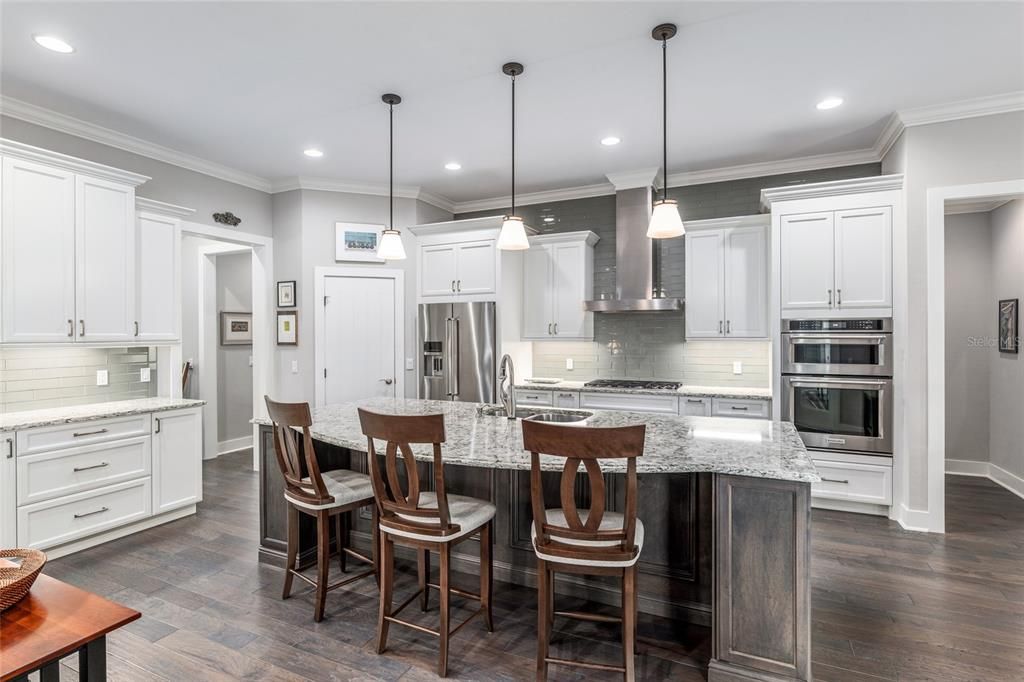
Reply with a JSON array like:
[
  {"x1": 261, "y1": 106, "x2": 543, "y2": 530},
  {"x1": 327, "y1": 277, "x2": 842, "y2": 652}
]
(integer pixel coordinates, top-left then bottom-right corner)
[
  {"x1": 623, "y1": 566, "x2": 637, "y2": 682},
  {"x1": 282, "y1": 505, "x2": 298, "y2": 599},
  {"x1": 438, "y1": 543, "x2": 451, "y2": 677},
  {"x1": 314, "y1": 510, "x2": 330, "y2": 622},
  {"x1": 536, "y1": 559, "x2": 549, "y2": 681},
  {"x1": 336, "y1": 512, "x2": 347, "y2": 573},
  {"x1": 371, "y1": 506, "x2": 381, "y2": 587},
  {"x1": 418, "y1": 549, "x2": 430, "y2": 612},
  {"x1": 480, "y1": 522, "x2": 493, "y2": 632},
  {"x1": 376, "y1": 535, "x2": 394, "y2": 654},
  {"x1": 546, "y1": 565, "x2": 554, "y2": 634}
]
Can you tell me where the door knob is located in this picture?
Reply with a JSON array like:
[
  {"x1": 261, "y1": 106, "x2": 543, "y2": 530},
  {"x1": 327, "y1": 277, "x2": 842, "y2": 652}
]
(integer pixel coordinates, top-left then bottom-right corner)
[{"x1": 380, "y1": 378, "x2": 394, "y2": 385}]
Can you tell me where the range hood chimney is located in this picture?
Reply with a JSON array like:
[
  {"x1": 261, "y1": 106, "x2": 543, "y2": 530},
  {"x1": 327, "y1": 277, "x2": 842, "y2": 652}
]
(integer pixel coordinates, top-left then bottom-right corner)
[{"x1": 584, "y1": 170, "x2": 684, "y2": 312}]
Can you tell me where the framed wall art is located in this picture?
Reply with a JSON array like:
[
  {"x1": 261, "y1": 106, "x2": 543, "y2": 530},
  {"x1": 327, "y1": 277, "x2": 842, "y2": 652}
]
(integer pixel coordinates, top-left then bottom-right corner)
[
  {"x1": 277, "y1": 280, "x2": 296, "y2": 307},
  {"x1": 998, "y1": 298, "x2": 1018, "y2": 354},
  {"x1": 277, "y1": 311, "x2": 298, "y2": 345},
  {"x1": 335, "y1": 222, "x2": 384, "y2": 262},
  {"x1": 220, "y1": 311, "x2": 252, "y2": 346}
]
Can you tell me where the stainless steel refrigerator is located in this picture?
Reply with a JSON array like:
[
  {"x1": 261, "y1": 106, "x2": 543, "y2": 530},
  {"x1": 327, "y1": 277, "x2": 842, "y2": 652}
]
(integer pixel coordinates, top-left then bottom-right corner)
[{"x1": 418, "y1": 302, "x2": 496, "y2": 403}]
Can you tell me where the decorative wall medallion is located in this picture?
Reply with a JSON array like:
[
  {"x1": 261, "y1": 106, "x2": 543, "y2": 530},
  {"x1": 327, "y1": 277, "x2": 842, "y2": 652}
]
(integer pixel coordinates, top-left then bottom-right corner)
[{"x1": 213, "y1": 211, "x2": 241, "y2": 226}]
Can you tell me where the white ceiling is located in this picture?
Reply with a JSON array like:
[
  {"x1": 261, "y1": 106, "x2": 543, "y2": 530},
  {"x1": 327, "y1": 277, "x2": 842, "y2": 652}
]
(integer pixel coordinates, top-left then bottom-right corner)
[{"x1": 1, "y1": 1, "x2": 1022, "y2": 205}]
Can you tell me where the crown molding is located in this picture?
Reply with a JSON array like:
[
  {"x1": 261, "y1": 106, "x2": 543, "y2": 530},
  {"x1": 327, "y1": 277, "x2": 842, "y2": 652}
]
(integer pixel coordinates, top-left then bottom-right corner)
[
  {"x1": 0, "y1": 138, "x2": 150, "y2": 186},
  {"x1": 531, "y1": 230, "x2": 601, "y2": 247},
  {"x1": 683, "y1": 214, "x2": 770, "y2": 232},
  {"x1": 760, "y1": 173, "x2": 904, "y2": 209},
  {"x1": 898, "y1": 91, "x2": 1024, "y2": 128},
  {"x1": 666, "y1": 147, "x2": 881, "y2": 189},
  {"x1": 451, "y1": 182, "x2": 615, "y2": 214},
  {"x1": 0, "y1": 96, "x2": 274, "y2": 192},
  {"x1": 135, "y1": 196, "x2": 196, "y2": 218},
  {"x1": 270, "y1": 176, "x2": 455, "y2": 213},
  {"x1": 606, "y1": 168, "x2": 659, "y2": 191},
  {"x1": 408, "y1": 215, "x2": 508, "y2": 237}
]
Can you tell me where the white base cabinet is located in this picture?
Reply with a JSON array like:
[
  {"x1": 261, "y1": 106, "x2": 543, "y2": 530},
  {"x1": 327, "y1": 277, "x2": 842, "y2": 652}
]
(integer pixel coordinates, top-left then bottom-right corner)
[{"x1": 153, "y1": 408, "x2": 203, "y2": 513}]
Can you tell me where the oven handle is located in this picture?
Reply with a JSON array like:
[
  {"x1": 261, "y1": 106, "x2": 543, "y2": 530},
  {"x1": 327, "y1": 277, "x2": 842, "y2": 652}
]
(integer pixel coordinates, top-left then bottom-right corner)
[
  {"x1": 788, "y1": 378, "x2": 888, "y2": 389},
  {"x1": 787, "y1": 335, "x2": 887, "y2": 344}
]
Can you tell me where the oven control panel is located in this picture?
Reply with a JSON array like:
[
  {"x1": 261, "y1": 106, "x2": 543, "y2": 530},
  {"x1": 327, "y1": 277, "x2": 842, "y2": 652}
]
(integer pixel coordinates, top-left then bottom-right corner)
[{"x1": 786, "y1": 318, "x2": 891, "y2": 332}]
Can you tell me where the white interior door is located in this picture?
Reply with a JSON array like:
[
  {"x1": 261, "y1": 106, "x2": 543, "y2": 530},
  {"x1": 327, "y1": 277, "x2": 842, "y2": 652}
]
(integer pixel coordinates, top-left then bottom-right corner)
[{"x1": 323, "y1": 275, "x2": 397, "y2": 404}]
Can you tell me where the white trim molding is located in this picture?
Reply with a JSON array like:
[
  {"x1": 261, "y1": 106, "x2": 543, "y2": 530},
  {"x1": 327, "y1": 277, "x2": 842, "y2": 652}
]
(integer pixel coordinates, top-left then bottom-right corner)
[
  {"x1": 760, "y1": 174, "x2": 904, "y2": 209},
  {"x1": 268, "y1": 176, "x2": 455, "y2": 214},
  {"x1": 0, "y1": 97, "x2": 271, "y2": 191},
  {"x1": 217, "y1": 435, "x2": 254, "y2": 457},
  {"x1": 606, "y1": 168, "x2": 659, "y2": 191},
  {"x1": 136, "y1": 196, "x2": 196, "y2": 218},
  {"x1": 898, "y1": 91, "x2": 1024, "y2": 128},
  {"x1": 0, "y1": 137, "x2": 150, "y2": 186},
  {"x1": 947, "y1": 460, "x2": 1024, "y2": 501},
  {"x1": 681, "y1": 214, "x2": 770, "y2": 232},
  {"x1": 452, "y1": 182, "x2": 615, "y2": 215}
]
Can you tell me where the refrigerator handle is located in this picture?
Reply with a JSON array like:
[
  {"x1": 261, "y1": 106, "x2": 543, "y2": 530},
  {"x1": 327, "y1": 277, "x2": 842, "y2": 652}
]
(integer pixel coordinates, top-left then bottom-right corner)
[
  {"x1": 451, "y1": 317, "x2": 461, "y2": 397},
  {"x1": 444, "y1": 317, "x2": 453, "y2": 396}
]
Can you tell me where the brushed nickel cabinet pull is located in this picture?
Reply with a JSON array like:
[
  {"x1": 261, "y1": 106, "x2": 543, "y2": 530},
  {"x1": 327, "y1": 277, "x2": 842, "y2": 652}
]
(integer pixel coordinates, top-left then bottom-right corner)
[
  {"x1": 730, "y1": 405, "x2": 749, "y2": 411},
  {"x1": 726, "y1": 320, "x2": 731, "y2": 334},
  {"x1": 134, "y1": 321, "x2": 140, "y2": 336},
  {"x1": 5, "y1": 438, "x2": 12, "y2": 459},
  {"x1": 74, "y1": 506, "x2": 109, "y2": 519},
  {"x1": 73, "y1": 461, "x2": 110, "y2": 472},
  {"x1": 155, "y1": 417, "x2": 161, "y2": 434},
  {"x1": 73, "y1": 428, "x2": 108, "y2": 438},
  {"x1": 457, "y1": 280, "x2": 461, "y2": 292},
  {"x1": 558, "y1": 393, "x2": 573, "y2": 398},
  {"x1": 79, "y1": 319, "x2": 85, "y2": 336},
  {"x1": 553, "y1": 323, "x2": 558, "y2": 335},
  {"x1": 686, "y1": 398, "x2": 704, "y2": 403},
  {"x1": 548, "y1": 323, "x2": 553, "y2": 335},
  {"x1": 67, "y1": 319, "x2": 74, "y2": 337},
  {"x1": 837, "y1": 289, "x2": 842, "y2": 305},
  {"x1": 719, "y1": 321, "x2": 723, "y2": 334},
  {"x1": 451, "y1": 280, "x2": 456, "y2": 292},
  {"x1": 827, "y1": 289, "x2": 833, "y2": 306},
  {"x1": 821, "y1": 477, "x2": 849, "y2": 484}
]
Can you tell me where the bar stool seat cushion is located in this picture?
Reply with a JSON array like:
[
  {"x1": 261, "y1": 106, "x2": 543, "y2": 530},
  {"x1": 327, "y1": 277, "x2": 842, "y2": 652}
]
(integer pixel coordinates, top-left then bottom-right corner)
[
  {"x1": 384, "y1": 493, "x2": 496, "y2": 542},
  {"x1": 532, "y1": 509, "x2": 645, "y2": 567},
  {"x1": 285, "y1": 469, "x2": 374, "y2": 510}
]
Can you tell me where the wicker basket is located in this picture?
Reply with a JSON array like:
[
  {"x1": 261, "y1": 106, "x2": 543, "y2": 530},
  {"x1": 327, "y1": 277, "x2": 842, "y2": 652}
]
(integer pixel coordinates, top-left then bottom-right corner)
[{"x1": 0, "y1": 549, "x2": 47, "y2": 611}]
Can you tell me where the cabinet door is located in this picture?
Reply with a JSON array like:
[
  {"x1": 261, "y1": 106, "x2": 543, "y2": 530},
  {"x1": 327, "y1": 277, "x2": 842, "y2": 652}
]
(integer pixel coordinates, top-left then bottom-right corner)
[
  {"x1": 724, "y1": 226, "x2": 767, "y2": 338},
  {"x1": 522, "y1": 244, "x2": 553, "y2": 338},
  {"x1": 420, "y1": 243, "x2": 458, "y2": 297},
  {"x1": 780, "y1": 212, "x2": 835, "y2": 313},
  {"x1": 685, "y1": 230, "x2": 725, "y2": 338},
  {"x1": 76, "y1": 176, "x2": 136, "y2": 341},
  {"x1": 455, "y1": 240, "x2": 497, "y2": 295},
  {"x1": 136, "y1": 213, "x2": 180, "y2": 341},
  {"x1": 551, "y1": 242, "x2": 589, "y2": 338},
  {"x1": 834, "y1": 207, "x2": 892, "y2": 311},
  {"x1": 152, "y1": 408, "x2": 203, "y2": 514},
  {"x1": 1, "y1": 158, "x2": 76, "y2": 342}
]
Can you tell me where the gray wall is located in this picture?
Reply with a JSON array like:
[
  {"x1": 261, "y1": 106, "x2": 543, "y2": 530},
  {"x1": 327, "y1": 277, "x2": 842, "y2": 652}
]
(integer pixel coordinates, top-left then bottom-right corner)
[
  {"x1": 989, "y1": 199, "x2": 1024, "y2": 480},
  {"x1": 0, "y1": 115, "x2": 274, "y2": 236},
  {"x1": 216, "y1": 252, "x2": 253, "y2": 443},
  {"x1": 944, "y1": 212, "x2": 993, "y2": 463}
]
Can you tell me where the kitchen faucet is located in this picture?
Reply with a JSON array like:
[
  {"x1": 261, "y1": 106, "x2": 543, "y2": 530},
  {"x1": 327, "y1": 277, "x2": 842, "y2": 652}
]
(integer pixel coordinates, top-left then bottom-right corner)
[{"x1": 498, "y1": 354, "x2": 516, "y2": 419}]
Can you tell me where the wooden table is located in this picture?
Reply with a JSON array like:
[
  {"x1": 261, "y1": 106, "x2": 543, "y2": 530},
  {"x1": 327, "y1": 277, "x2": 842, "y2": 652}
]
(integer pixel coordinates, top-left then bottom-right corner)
[{"x1": 0, "y1": 573, "x2": 140, "y2": 681}]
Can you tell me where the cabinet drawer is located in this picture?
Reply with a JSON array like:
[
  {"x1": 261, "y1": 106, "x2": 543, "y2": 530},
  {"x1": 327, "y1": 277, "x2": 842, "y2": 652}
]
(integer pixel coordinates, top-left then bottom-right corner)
[
  {"x1": 517, "y1": 390, "x2": 553, "y2": 407},
  {"x1": 579, "y1": 392, "x2": 679, "y2": 414},
  {"x1": 17, "y1": 414, "x2": 151, "y2": 456},
  {"x1": 711, "y1": 397, "x2": 770, "y2": 419},
  {"x1": 810, "y1": 459, "x2": 892, "y2": 505},
  {"x1": 680, "y1": 397, "x2": 712, "y2": 416},
  {"x1": 17, "y1": 436, "x2": 151, "y2": 506},
  {"x1": 552, "y1": 391, "x2": 580, "y2": 409},
  {"x1": 17, "y1": 478, "x2": 152, "y2": 550}
]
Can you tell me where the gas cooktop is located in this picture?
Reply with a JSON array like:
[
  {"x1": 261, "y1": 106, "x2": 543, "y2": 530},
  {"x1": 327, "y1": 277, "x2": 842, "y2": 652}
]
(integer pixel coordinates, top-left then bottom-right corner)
[{"x1": 584, "y1": 379, "x2": 682, "y2": 390}]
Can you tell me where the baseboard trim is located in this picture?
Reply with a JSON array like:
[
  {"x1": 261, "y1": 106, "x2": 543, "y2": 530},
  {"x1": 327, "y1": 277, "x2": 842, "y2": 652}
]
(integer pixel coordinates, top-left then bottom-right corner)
[
  {"x1": 215, "y1": 435, "x2": 253, "y2": 458},
  {"x1": 812, "y1": 498, "x2": 889, "y2": 516},
  {"x1": 893, "y1": 503, "x2": 933, "y2": 533},
  {"x1": 946, "y1": 460, "x2": 1024, "y2": 501},
  {"x1": 42, "y1": 505, "x2": 197, "y2": 560}
]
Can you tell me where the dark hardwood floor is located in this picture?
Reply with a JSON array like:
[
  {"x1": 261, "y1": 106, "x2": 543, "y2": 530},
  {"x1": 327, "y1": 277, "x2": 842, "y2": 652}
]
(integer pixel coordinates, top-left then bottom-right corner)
[{"x1": 35, "y1": 452, "x2": 1024, "y2": 681}]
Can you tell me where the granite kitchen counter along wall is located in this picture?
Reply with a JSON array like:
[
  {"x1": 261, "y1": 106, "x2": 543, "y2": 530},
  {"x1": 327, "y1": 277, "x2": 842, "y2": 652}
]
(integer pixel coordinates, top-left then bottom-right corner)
[{"x1": 0, "y1": 346, "x2": 157, "y2": 413}]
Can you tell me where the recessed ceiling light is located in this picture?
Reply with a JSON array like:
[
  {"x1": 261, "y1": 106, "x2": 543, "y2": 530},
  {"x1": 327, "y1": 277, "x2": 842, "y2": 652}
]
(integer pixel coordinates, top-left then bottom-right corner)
[
  {"x1": 543, "y1": 217, "x2": 555, "y2": 223},
  {"x1": 816, "y1": 97, "x2": 843, "y2": 111},
  {"x1": 601, "y1": 136, "x2": 621, "y2": 146},
  {"x1": 33, "y1": 35, "x2": 74, "y2": 54},
  {"x1": 303, "y1": 148, "x2": 324, "y2": 158},
  {"x1": 444, "y1": 162, "x2": 462, "y2": 171}
]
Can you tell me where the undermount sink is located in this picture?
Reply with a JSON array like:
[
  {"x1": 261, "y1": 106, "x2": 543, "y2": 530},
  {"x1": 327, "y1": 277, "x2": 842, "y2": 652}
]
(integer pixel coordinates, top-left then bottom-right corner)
[{"x1": 477, "y1": 405, "x2": 592, "y2": 423}]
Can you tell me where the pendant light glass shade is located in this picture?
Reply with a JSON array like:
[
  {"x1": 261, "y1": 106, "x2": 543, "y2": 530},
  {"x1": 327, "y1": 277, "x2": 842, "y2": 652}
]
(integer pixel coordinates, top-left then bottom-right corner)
[
  {"x1": 377, "y1": 228, "x2": 407, "y2": 260},
  {"x1": 647, "y1": 199, "x2": 685, "y2": 239},
  {"x1": 497, "y1": 216, "x2": 530, "y2": 250}
]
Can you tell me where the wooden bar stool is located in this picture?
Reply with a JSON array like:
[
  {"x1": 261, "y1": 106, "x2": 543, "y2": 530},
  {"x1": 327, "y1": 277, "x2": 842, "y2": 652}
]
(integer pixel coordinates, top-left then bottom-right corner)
[
  {"x1": 357, "y1": 408, "x2": 495, "y2": 678},
  {"x1": 521, "y1": 419, "x2": 647, "y2": 681},
  {"x1": 265, "y1": 397, "x2": 379, "y2": 622}
]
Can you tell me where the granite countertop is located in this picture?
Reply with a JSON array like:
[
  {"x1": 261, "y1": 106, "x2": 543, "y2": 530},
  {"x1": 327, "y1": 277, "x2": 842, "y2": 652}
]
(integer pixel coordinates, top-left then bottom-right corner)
[
  {"x1": 255, "y1": 397, "x2": 817, "y2": 483},
  {"x1": 515, "y1": 380, "x2": 773, "y2": 400},
  {"x1": 0, "y1": 398, "x2": 207, "y2": 431}
]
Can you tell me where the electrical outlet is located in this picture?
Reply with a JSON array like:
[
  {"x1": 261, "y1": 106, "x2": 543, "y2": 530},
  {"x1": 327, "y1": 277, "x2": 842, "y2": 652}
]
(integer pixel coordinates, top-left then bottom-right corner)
[
  {"x1": 140, "y1": 367, "x2": 151, "y2": 383},
  {"x1": 291, "y1": 360, "x2": 299, "y2": 374},
  {"x1": 405, "y1": 358, "x2": 415, "y2": 371},
  {"x1": 96, "y1": 369, "x2": 109, "y2": 386},
  {"x1": 566, "y1": 358, "x2": 574, "y2": 371},
  {"x1": 248, "y1": 355, "x2": 254, "y2": 367},
  {"x1": 733, "y1": 361, "x2": 743, "y2": 375}
]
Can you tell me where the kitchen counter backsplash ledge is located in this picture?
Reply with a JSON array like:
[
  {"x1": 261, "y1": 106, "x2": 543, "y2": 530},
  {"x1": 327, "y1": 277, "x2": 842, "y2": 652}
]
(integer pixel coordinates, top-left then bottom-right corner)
[{"x1": 0, "y1": 397, "x2": 207, "y2": 431}]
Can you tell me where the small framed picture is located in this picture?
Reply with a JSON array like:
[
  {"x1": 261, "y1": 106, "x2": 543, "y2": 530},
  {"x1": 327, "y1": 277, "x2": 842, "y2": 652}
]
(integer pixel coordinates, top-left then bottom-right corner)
[
  {"x1": 277, "y1": 311, "x2": 298, "y2": 345},
  {"x1": 998, "y1": 298, "x2": 1018, "y2": 353},
  {"x1": 335, "y1": 221, "x2": 385, "y2": 262},
  {"x1": 277, "y1": 280, "x2": 296, "y2": 308},
  {"x1": 220, "y1": 312, "x2": 252, "y2": 346}
]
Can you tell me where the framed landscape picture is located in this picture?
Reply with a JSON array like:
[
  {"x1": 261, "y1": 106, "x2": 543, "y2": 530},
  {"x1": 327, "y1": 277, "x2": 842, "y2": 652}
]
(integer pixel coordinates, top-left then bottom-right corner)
[
  {"x1": 220, "y1": 311, "x2": 252, "y2": 346},
  {"x1": 998, "y1": 298, "x2": 1018, "y2": 354},
  {"x1": 335, "y1": 222, "x2": 384, "y2": 262},
  {"x1": 277, "y1": 280, "x2": 296, "y2": 307},
  {"x1": 277, "y1": 311, "x2": 298, "y2": 345}
]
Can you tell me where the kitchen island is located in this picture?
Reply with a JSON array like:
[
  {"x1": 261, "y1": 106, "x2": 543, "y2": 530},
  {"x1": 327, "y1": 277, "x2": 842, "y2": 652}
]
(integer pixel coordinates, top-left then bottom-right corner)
[{"x1": 256, "y1": 397, "x2": 818, "y2": 682}]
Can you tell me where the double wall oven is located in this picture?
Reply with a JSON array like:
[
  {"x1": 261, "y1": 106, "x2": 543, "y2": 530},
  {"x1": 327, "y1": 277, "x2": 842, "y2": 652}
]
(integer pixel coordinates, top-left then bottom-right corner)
[{"x1": 781, "y1": 319, "x2": 893, "y2": 455}]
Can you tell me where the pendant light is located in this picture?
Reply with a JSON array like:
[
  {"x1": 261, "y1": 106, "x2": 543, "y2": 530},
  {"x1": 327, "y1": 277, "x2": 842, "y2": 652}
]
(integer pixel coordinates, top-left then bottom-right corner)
[
  {"x1": 647, "y1": 23, "x2": 685, "y2": 239},
  {"x1": 497, "y1": 62, "x2": 530, "y2": 251},
  {"x1": 376, "y1": 93, "x2": 407, "y2": 260}
]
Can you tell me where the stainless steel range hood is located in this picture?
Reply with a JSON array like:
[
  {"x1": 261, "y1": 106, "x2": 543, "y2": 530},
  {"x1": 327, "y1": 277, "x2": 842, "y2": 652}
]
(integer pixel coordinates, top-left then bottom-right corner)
[{"x1": 584, "y1": 183, "x2": 684, "y2": 312}]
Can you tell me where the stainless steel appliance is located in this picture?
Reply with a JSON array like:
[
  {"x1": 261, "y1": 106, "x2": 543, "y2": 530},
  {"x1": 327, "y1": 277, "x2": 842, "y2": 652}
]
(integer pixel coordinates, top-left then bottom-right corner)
[
  {"x1": 418, "y1": 302, "x2": 496, "y2": 403},
  {"x1": 781, "y1": 318, "x2": 893, "y2": 455},
  {"x1": 584, "y1": 379, "x2": 682, "y2": 391}
]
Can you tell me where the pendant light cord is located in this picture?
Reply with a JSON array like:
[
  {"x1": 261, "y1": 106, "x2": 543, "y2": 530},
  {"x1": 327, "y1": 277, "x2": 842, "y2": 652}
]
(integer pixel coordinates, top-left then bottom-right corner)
[
  {"x1": 510, "y1": 72, "x2": 516, "y2": 216},
  {"x1": 662, "y1": 35, "x2": 668, "y2": 202},
  {"x1": 389, "y1": 101, "x2": 394, "y2": 229}
]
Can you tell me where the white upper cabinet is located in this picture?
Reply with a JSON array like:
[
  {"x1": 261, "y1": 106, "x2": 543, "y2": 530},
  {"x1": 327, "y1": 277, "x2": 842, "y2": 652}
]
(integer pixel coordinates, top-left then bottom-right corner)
[
  {"x1": 76, "y1": 176, "x2": 136, "y2": 342},
  {"x1": 780, "y1": 212, "x2": 835, "y2": 312},
  {"x1": 1, "y1": 157, "x2": 77, "y2": 343},
  {"x1": 522, "y1": 232, "x2": 598, "y2": 341},
  {"x1": 420, "y1": 243, "x2": 459, "y2": 297},
  {"x1": 136, "y1": 199, "x2": 192, "y2": 342},
  {"x1": 419, "y1": 240, "x2": 496, "y2": 298},
  {"x1": 834, "y1": 207, "x2": 892, "y2": 310},
  {"x1": 685, "y1": 216, "x2": 768, "y2": 339}
]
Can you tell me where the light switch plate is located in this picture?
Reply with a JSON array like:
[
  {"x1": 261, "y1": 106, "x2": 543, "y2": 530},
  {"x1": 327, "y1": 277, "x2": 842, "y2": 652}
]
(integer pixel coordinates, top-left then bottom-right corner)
[
  {"x1": 291, "y1": 360, "x2": 299, "y2": 374},
  {"x1": 140, "y1": 367, "x2": 151, "y2": 383},
  {"x1": 566, "y1": 358, "x2": 574, "y2": 371},
  {"x1": 733, "y1": 361, "x2": 743, "y2": 375},
  {"x1": 405, "y1": 358, "x2": 415, "y2": 371},
  {"x1": 96, "y1": 369, "x2": 109, "y2": 386}
]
